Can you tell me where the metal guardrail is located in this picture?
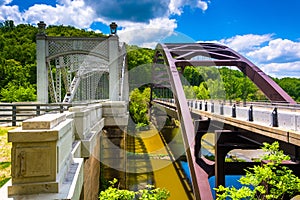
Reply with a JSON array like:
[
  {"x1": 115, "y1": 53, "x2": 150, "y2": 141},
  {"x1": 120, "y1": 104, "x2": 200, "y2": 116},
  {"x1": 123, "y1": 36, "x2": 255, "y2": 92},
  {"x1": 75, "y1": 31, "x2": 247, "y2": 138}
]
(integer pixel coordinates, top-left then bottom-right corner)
[
  {"x1": 156, "y1": 98, "x2": 300, "y2": 111},
  {"x1": 156, "y1": 98, "x2": 300, "y2": 131},
  {"x1": 0, "y1": 102, "x2": 93, "y2": 126}
]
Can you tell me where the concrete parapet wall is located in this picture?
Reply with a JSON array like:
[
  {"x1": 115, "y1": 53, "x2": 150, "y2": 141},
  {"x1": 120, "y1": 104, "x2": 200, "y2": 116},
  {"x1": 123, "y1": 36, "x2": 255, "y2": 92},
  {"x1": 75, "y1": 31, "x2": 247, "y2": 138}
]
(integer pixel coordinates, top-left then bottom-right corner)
[
  {"x1": 7, "y1": 113, "x2": 84, "y2": 199},
  {"x1": 187, "y1": 100, "x2": 300, "y2": 132},
  {"x1": 4, "y1": 101, "x2": 128, "y2": 199},
  {"x1": 102, "y1": 101, "x2": 128, "y2": 127}
]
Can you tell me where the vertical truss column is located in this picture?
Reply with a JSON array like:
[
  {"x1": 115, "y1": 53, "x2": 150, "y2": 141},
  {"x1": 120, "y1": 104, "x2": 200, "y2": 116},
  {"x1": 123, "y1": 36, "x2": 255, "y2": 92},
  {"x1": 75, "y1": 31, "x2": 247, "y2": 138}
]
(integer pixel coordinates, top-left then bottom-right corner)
[
  {"x1": 36, "y1": 21, "x2": 48, "y2": 103},
  {"x1": 108, "y1": 35, "x2": 120, "y2": 101}
]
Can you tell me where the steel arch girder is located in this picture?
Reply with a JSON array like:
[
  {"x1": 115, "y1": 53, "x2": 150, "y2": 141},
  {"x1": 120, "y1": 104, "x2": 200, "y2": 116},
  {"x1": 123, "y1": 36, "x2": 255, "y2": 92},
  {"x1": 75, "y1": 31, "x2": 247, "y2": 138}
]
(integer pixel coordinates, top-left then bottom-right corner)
[{"x1": 161, "y1": 43, "x2": 295, "y2": 104}]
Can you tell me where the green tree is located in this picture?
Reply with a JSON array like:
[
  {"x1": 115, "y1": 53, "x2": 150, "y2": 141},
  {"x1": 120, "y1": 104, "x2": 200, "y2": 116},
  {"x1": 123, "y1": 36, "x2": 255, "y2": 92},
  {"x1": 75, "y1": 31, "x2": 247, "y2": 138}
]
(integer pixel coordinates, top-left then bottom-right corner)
[
  {"x1": 1, "y1": 83, "x2": 36, "y2": 102},
  {"x1": 129, "y1": 88, "x2": 151, "y2": 128},
  {"x1": 215, "y1": 141, "x2": 300, "y2": 200},
  {"x1": 99, "y1": 178, "x2": 170, "y2": 200},
  {"x1": 183, "y1": 66, "x2": 203, "y2": 86},
  {"x1": 126, "y1": 45, "x2": 154, "y2": 71}
]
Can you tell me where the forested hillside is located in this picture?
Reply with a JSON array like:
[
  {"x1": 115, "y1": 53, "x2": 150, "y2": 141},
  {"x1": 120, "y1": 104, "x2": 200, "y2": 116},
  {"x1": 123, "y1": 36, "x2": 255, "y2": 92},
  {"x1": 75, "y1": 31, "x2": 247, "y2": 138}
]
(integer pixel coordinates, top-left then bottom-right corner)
[{"x1": 0, "y1": 20, "x2": 299, "y2": 102}]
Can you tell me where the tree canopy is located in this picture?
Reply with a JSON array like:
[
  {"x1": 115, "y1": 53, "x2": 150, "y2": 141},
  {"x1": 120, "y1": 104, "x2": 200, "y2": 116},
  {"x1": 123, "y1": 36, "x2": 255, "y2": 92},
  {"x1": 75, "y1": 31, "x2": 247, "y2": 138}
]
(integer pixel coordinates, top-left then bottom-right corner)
[{"x1": 0, "y1": 20, "x2": 298, "y2": 103}]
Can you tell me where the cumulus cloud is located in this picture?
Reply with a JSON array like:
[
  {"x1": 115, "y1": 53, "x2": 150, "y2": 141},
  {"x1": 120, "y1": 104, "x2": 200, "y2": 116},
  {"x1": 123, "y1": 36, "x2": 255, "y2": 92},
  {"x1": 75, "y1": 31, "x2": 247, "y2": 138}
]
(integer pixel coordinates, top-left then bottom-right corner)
[
  {"x1": 169, "y1": 0, "x2": 208, "y2": 15},
  {"x1": 0, "y1": 4, "x2": 22, "y2": 23},
  {"x1": 118, "y1": 18, "x2": 178, "y2": 48},
  {"x1": 0, "y1": 0, "x2": 210, "y2": 48},
  {"x1": 247, "y1": 38, "x2": 300, "y2": 63},
  {"x1": 23, "y1": 0, "x2": 96, "y2": 28},
  {"x1": 211, "y1": 34, "x2": 300, "y2": 78},
  {"x1": 220, "y1": 34, "x2": 273, "y2": 53},
  {"x1": 260, "y1": 62, "x2": 300, "y2": 78}
]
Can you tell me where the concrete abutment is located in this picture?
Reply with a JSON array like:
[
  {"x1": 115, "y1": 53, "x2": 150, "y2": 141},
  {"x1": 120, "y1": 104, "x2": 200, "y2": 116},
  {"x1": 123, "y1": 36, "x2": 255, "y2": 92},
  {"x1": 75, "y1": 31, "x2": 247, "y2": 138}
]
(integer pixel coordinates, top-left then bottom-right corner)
[{"x1": 3, "y1": 101, "x2": 128, "y2": 200}]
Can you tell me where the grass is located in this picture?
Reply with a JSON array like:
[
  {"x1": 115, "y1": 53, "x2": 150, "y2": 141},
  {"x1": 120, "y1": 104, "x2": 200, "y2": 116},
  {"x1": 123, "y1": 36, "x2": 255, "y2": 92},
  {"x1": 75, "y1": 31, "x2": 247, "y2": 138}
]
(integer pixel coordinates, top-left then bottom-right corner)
[{"x1": 0, "y1": 127, "x2": 14, "y2": 188}]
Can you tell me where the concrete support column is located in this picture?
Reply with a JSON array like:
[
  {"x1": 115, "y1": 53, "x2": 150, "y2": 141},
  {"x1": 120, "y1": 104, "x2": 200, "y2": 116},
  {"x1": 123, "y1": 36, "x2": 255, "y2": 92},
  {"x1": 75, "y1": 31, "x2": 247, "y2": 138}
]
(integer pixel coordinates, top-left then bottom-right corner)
[
  {"x1": 36, "y1": 25, "x2": 48, "y2": 103},
  {"x1": 108, "y1": 35, "x2": 120, "y2": 101}
]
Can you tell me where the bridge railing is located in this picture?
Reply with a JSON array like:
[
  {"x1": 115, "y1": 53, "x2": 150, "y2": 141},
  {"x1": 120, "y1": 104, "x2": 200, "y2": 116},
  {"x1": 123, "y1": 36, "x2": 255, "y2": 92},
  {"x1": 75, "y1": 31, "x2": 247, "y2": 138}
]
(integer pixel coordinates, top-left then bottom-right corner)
[
  {"x1": 156, "y1": 98, "x2": 300, "y2": 132},
  {"x1": 0, "y1": 101, "x2": 107, "y2": 126}
]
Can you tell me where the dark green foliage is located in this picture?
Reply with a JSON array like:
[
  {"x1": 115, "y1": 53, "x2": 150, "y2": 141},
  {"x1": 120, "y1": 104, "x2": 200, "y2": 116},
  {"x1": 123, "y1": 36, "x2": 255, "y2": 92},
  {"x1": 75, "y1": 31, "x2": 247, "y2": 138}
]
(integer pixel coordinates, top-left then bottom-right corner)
[
  {"x1": 46, "y1": 25, "x2": 106, "y2": 37},
  {"x1": 126, "y1": 45, "x2": 154, "y2": 71},
  {"x1": 129, "y1": 88, "x2": 150, "y2": 128},
  {"x1": 183, "y1": 66, "x2": 203, "y2": 86},
  {"x1": 99, "y1": 178, "x2": 170, "y2": 200},
  {"x1": 274, "y1": 77, "x2": 300, "y2": 102},
  {"x1": 0, "y1": 20, "x2": 298, "y2": 102},
  {"x1": 215, "y1": 142, "x2": 300, "y2": 200},
  {"x1": 182, "y1": 66, "x2": 295, "y2": 102}
]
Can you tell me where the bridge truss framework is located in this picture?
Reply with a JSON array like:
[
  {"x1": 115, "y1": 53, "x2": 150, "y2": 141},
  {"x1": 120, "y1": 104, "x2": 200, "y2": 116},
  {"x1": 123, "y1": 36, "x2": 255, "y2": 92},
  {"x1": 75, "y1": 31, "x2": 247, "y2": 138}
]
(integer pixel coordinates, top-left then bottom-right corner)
[{"x1": 36, "y1": 21, "x2": 127, "y2": 103}]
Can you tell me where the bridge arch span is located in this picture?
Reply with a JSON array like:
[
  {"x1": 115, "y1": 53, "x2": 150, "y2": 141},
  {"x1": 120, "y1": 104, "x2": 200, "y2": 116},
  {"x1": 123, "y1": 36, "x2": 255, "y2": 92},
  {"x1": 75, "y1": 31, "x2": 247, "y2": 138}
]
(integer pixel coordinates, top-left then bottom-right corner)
[{"x1": 152, "y1": 42, "x2": 297, "y2": 200}]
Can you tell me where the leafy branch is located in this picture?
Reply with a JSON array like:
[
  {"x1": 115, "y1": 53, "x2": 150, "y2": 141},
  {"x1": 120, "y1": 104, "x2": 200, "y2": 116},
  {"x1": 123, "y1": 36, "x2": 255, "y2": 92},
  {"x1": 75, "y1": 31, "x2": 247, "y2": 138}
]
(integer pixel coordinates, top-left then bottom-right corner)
[{"x1": 215, "y1": 141, "x2": 300, "y2": 200}]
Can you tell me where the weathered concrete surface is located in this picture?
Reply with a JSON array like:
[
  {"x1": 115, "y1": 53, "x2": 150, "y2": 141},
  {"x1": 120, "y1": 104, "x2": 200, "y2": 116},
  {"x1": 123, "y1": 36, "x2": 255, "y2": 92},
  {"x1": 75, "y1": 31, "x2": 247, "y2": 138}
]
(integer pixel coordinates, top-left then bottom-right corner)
[
  {"x1": 7, "y1": 113, "x2": 84, "y2": 199},
  {"x1": 2, "y1": 101, "x2": 128, "y2": 200},
  {"x1": 82, "y1": 133, "x2": 101, "y2": 200}
]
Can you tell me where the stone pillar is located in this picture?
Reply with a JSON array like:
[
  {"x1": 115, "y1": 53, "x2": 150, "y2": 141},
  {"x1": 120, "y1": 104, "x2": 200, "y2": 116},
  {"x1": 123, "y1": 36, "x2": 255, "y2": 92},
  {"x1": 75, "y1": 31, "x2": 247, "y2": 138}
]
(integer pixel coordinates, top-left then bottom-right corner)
[
  {"x1": 7, "y1": 113, "x2": 84, "y2": 199},
  {"x1": 36, "y1": 21, "x2": 48, "y2": 103},
  {"x1": 101, "y1": 101, "x2": 128, "y2": 188},
  {"x1": 108, "y1": 35, "x2": 120, "y2": 101}
]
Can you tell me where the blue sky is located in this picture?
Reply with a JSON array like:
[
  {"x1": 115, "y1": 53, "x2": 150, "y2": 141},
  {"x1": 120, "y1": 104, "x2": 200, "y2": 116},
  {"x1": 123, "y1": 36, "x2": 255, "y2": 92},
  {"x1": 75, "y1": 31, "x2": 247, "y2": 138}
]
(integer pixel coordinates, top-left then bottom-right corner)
[{"x1": 0, "y1": 0, "x2": 300, "y2": 78}]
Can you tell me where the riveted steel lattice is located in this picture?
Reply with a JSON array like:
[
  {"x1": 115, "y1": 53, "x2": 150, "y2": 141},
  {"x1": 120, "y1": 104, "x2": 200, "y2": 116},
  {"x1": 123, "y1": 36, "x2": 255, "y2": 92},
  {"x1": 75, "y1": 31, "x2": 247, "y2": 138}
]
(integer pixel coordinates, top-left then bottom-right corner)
[
  {"x1": 48, "y1": 37, "x2": 108, "y2": 59},
  {"x1": 46, "y1": 37, "x2": 111, "y2": 103}
]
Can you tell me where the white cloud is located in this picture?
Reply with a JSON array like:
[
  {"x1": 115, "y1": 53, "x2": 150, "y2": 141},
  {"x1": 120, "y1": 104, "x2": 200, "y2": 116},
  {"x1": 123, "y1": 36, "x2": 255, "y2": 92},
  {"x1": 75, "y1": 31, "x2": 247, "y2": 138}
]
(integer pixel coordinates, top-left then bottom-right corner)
[
  {"x1": 220, "y1": 34, "x2": 273, "y2": 52},
  {"x1": 118, "y1": 18, "x2": 177, "y2": 48},
  {"x1": 169, "y1": 0, "x2": 208, "y2": 15},
  {"x1": 23, "y1": 0, "x2": 95, "y2": 28},
  {"x1": 201, "y1": 34, "x2": 300, "y2": 78},
  {"x1": 0, "y1": 0, "x2": 209, "y2": 48},
  {"x1": 0, "y1": 4, "x2": 23, "y2": 23},
  {"x1": 197, "y1": 0, "x2": 208, "y2": 11},
  {"x1": 247, "y1": 38, "x2": 300, "y2": 63},
  {"x1": 260, "y1": 62, "x2": 300, "y2": 78}
]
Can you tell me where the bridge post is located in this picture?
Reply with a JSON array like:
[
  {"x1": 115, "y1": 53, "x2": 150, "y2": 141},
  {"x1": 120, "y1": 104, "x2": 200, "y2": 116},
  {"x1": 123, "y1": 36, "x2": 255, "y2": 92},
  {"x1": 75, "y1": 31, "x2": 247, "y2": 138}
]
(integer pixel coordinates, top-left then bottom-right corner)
[
  {"x1": 220, "y1": 103, "x2": 224, "y2": 115},
  {"x1": 232, "y1": 104, "x2": 236, "y2": 118},
  {"x1": 36, "y1": 21, "x2": 48, "y2": 103},
  {"x1": 248, "y1": 105, "x2": 253, "y2": 122},
  {"x1": 272, "y1": 107, "x2": 279, "y2": 127},
  {"x1": 108, "y1": 35, "x2": 120, "y2": 101}
]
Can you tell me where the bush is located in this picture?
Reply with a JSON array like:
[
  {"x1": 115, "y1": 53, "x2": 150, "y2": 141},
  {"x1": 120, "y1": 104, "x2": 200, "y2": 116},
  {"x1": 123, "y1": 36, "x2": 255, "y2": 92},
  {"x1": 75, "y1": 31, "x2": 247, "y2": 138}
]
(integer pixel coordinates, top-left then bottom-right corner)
[
  {"x1": 99, "y1": 178, "x2": 170, "y2": 200},
  {"x1": 215, "y1": 142, "x2": 300, "y2": 200}
]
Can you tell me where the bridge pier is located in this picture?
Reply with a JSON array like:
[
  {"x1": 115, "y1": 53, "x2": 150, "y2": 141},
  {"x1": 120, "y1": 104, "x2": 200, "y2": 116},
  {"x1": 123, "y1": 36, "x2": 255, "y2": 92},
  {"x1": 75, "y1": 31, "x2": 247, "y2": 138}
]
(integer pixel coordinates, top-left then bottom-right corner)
[
  {"x1": 100, "y1": 101, "x2": 128, "y2": 188},
  {"x1": 214, "y1": 130, "x2": 261, "y2": 188}
]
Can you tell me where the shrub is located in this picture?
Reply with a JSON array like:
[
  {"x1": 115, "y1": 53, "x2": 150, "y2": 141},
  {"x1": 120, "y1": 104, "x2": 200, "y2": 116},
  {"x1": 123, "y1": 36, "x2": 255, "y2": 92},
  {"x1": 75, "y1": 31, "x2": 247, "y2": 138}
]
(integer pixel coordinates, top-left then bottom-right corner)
[
  {"x1": 215, "y1": 141, "x2": 300, "y2": 200},
  {"x1": 99, "y1": 178, "x2": 170, "y2": 200}
]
